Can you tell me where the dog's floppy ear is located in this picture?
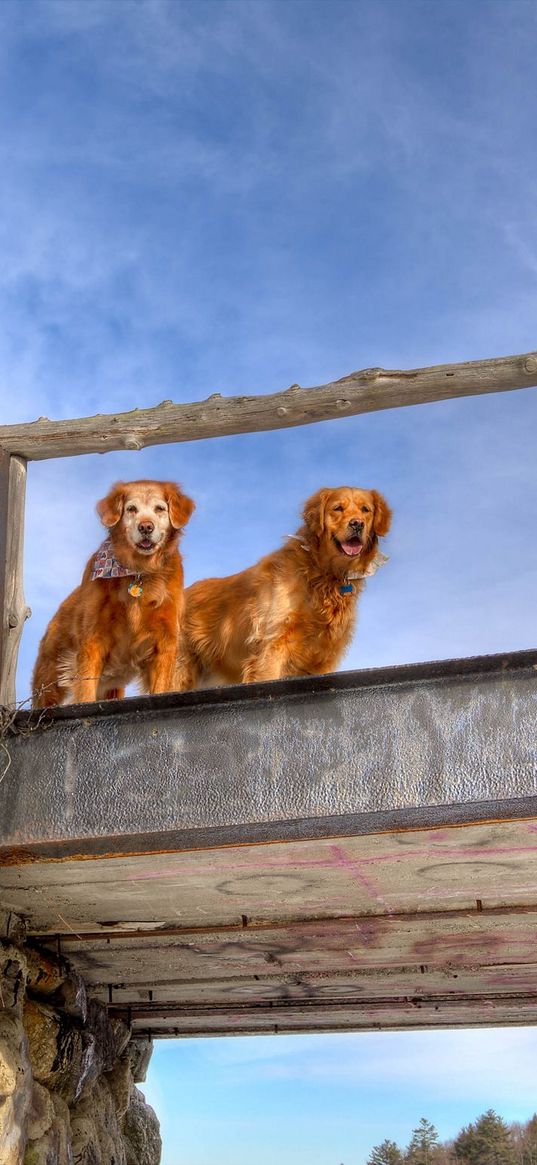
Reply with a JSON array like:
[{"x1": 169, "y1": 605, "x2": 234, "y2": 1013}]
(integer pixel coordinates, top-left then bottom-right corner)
[
  {"x1": 165, "y1": 483, "x2": 196, "y2": 530},
  {"x1": 371, "y1": 491, "x2": 392, "y2": 537},
  {"x1": 97, "y1": 483, "x2": 126, "y2": 528},
  {"x1": 303, "y1": 488, "x2": 331, "y2": 537}
]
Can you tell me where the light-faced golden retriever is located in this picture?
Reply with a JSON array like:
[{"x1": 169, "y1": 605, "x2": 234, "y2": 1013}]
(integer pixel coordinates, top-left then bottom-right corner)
[
  {"x1": 32, "y1": 480, "x2": 194, "y2": 707},
  {"x1": 175, "y1": 486, "x2": 391, "y2": 689}
]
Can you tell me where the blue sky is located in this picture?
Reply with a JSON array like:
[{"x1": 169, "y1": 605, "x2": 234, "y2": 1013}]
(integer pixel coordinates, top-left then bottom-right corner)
[
  {"x1": 1, "y1": 0, "x2": 536, "y2": 1161},
  {"x1": 144, "y1": 1029, "x2": 537, "y2": 1165}
]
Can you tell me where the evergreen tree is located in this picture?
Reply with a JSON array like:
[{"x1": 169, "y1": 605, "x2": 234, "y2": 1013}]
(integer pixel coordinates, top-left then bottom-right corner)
[
  {"x1": 454, "y1": 1122, "x2": 479, "y2": 1165},
  {"x1": 453, "y1": 1110, "x2": 514, "y2": 1165},
  {"x1": 367, "y1": 1140, "x2": 404, "y2": 1165},
  {"x1": 406, "y1": 1118, "x2": 441, "y2": 1165}
]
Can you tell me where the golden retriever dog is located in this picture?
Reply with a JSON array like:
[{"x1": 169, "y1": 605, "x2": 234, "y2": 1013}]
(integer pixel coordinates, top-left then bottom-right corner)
[
  {"x1": 32, "y1": 480, "x2": 195, "y2": 707},
  {"x1": 175, "y1": 486, "x2": 391, "y2": 689}
]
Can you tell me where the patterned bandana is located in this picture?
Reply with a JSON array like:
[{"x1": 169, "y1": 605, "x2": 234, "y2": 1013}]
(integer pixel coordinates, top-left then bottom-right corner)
[{"x1": 90, "y1": 537, "x2": 138, "y2": 581}]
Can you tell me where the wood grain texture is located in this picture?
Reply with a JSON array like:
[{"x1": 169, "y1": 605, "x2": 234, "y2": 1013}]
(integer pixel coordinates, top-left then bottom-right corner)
[
  {"x1": 0, "y1": 452, "x2": 30, "y2": 706},
  {"x1": 5, "y1": 813, "x2": 537, "y2": 1034},
  {"x1": 1, "y1": 349, "x2": 536, "y2": 460}
]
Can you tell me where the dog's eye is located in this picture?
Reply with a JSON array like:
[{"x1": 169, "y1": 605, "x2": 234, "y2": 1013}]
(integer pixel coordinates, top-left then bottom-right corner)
[
  {"x1": 155, "y1": 504, "x2": 166, "y2": 513},
  {"x1": 126, "y1": 505, "x2": 137, "y2": 514},
  {"x1": 333, "y1": 504, "x2": 344, "y2": 512},
  {"x1": 361, "y1": 505, "x2": 371, "y2": 514}
]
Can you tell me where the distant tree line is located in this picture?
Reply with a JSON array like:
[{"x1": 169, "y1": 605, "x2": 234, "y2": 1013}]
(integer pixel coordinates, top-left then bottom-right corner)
[{"x1": 366, "y1": 1112, "x2": 537, "y2": 1165}]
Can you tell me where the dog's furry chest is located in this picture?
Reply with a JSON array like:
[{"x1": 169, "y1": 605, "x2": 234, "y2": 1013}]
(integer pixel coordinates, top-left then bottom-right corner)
[
  {"x1": 279, "y1": 585, "x2": 358, "y2": 668},
  {"x1": 86, "y1": 579, "x2": 171, "y2": 679},
  {"x1": 120, "y1": 578, "x2": 169, "y2": 646}
]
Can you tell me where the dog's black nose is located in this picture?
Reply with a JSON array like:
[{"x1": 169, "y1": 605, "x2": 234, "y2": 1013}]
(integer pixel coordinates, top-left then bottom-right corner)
[
  {"x1": 138, "y1": 522, "x2": 154, "y2": 536},
  {"x1": 349, "y1": 519, "x2": 364, "y2": 533}
]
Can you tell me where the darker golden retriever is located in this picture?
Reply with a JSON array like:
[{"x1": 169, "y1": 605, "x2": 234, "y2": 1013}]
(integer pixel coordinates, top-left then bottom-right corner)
[
  {"x1": 175, "y1": 486, "x2": 391, "y2": 689},
  {"x1": 32, "y1": 479, "x2": 194, "y2": 707}
]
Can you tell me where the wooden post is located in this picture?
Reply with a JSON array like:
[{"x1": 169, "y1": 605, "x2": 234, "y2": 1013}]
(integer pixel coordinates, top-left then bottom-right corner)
[{"x1": 0, "y1": 451, "x2": 30, "y2": 707}]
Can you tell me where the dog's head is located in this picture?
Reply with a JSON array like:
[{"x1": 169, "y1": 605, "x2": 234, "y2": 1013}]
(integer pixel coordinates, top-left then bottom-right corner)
[
  {"x1": 97, "y1": 480, "x2": 195, "y2": 559},
  {"x1": 302, "y1": 486, "x2": 392, "y2": 574}
]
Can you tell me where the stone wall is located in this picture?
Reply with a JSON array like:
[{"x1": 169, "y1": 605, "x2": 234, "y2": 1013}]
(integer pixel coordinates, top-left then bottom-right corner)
[{"x1": 0, "y1": 921, "x2": 161, "y2": 1165}]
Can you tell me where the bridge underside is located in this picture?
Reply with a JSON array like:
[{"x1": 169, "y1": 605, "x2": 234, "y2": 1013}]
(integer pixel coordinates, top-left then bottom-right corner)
[{"x1": 1, "y1": 650, "x2": 536, "y2": 1037}]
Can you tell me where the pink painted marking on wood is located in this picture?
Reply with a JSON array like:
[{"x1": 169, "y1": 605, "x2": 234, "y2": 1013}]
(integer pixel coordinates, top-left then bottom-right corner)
[
  {"x1": 344, "y1": 840, "x2": 537, "y2": 867},
  {"x1": 328, "y1": 843, "x2": 386, "y2": 901},
  {"x1": 123, "y1": 822, "x2": 537, "y2": 882}
]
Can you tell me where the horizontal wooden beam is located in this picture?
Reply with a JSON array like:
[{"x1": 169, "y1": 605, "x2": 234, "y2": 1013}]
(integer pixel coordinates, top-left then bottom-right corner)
[
  {"x1": 1, "y1": 349, "x2": 536, "y2": 460},
  {"x1": 26, "y1": 901, "x2": 537, "y2": 943}
]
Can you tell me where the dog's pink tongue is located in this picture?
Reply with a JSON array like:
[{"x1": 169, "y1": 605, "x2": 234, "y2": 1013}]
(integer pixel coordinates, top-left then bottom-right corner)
[{"x1": 340, "y1": 539, "x2": 362, "y2": 556}]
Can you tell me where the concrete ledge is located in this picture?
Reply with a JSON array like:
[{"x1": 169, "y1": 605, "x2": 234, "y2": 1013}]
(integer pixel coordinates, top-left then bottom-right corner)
[{"x1": 1, "y1": 650, "x2": 536, "y2": 861}]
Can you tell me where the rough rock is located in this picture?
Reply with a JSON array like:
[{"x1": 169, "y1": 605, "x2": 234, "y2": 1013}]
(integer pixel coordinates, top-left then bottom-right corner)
[
  {"x1": 0, "y1": 1009, "x2": 33, "y2": 1165},
  {"x1": 123, "y1": 1087, "x2": 162, "y2": 1165},
  {"x1": 23, "y1": 999, "x2": 97, "y2": 1104},
  {"x1": 58, "y1": 971, "x2": 87, "y2": 1023},
  {"x1": 24, "y1": 1121, "x2": 64, "y2": 1165},
  {"x1": 109, "y1": 1018, "x2": 131, "y2": 1059},
  {"x1": 25, "y1": 948, "x2": 65, "y2": 999},
  {"x1": 106, "y1": 1053, "x2": 133, "y2": 1119},
  {"x1": 69, "y1": 1112, "x2": 102, "y2": 1165},
  {"x1": 127, "y1": 1037, "x2": 153, "y2": 1083},
  {"x1": 96, "y1": 1127, "x2": 127, "y2": 1165},
  {"x1": 85, "y1": 1001, "x2": 119, "y2": 1075},
  {"x1": 52, "y1": 1094, "x2": 74, "y2": 1165},
  {"x1": 71, "y1": 1077, "x2": 126, "y2": 1165},
  {"x1": 26, "y1": 949, "x2": 88, "y2": 1022},
  {"x1": 27, "y1": 1080, "x2": 55, "y2": 1141},
  {"x1": 0, "y1": 942, "x2": 28, "y2": 1009},
  {"x1": 2, "y1": 938, "x2": 159, "y2": 1165}
]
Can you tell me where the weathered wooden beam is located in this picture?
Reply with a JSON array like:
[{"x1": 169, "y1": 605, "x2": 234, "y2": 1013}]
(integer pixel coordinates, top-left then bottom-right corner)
[
  {"x1": 1, "y1": 349, "x2": 536, "y2": 461},
  {"x1": 0, "y1": 452, "x2": 31, "y2": 707}
]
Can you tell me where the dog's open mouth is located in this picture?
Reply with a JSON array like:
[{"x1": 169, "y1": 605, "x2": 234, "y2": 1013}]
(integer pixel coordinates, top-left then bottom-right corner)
[
  {"x1": 334, "y1": 535, "x2": 363, "y2": 557},
  {"x1": 136, "y1": 539, "x2": 156, "y2": 552}
]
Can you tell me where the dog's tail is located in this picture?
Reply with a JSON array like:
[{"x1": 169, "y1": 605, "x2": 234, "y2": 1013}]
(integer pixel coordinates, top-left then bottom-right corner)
[{"x1": 31, "y1": 633, "x2": 63, "y2": 708}]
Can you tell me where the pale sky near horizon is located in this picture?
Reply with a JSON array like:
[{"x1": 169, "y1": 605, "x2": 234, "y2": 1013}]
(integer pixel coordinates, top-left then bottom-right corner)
[{"x1": 1, "y1": 1, "x2": 536, "y2": 1163}]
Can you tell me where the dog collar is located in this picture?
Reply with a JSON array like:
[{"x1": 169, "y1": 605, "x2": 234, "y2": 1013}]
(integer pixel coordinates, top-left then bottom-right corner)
[
  {"x1": 286, "y1": 535, "x2": 388, "y2": 592},
  {"x1": 340, "y1": 550, "x2": 389, "y2": 594},
  {"x1": 346, "y1": 549, "x2": 389, "y2": 580},
  {"x1": 286, "y1": 534, "x2": 310, "y2": 551}
]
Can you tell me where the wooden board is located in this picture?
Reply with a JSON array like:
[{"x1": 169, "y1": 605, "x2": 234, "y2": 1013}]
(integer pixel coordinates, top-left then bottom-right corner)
[{"x1": 0, "y1": 350, "x2": 536, "y2": 460}]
